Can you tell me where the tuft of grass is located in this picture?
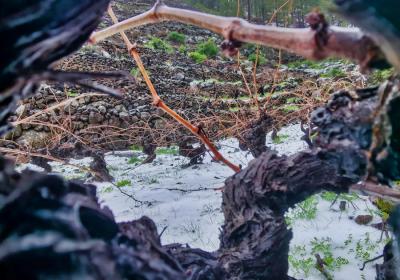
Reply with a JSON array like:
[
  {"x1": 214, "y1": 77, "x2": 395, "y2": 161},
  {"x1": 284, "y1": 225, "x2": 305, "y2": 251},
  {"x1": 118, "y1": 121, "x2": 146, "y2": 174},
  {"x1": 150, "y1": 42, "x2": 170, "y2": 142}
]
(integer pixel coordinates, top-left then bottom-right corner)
[
  {"x1": 156, "y1": 147, "x2": 178, "y2": 155},
  {"x1": 144, "y1": 36, "x2": 173, "y2": 53},
  {"x1": 130, "y1": 145, "x2": 143, "y2": 152},
  {"x1": 368, "y1": 68, "x2": 394, "y2": 85},
  {"x1": 320, "y1": 191, "x2": 337, "y2": 202},
  {"x1": 196, "y1": 39, "x2": 218, "y2": 58},
  {"x1": 116, "y1": 179, "x2": 131, "y2": 188},
  {"x1": 248, "y1": 53, "x2": 267, "y2": 66},
  {"x1": 286, "y1": 97, "x2": 302, "y2": 104},
  {"x1": 103, "y1": 186, "x2": 113, "y2": 193},
  {"x1": 320, "y1": 191, "x2": 360, "y2": 204},
  {"x1": 272, "y1": 134, "x2": 289, "y2": 144},
  {"x1": 289, "y1": 247, "x2": 315, "y2": 277},
  {"x1": 178, "y1": 45, "x2": 187, "y2": 54},
  {"x1": 281, "y1": 104, "x2": 300, "y2": 113},
  {"x1": 128, "y1": 156, "x2": 142, "y2": 164},
  {"x1": 286, "y1": 195, "x2": 318, "y2": 226},
  {"x1": 321, "y1": 67, "x2": 346, "y2": 78},
  {"x1": 287, "y1": 59, "x2": 325, "y2": 70},
  {"x1": 130, "y1": 67, "x2": 140, "y2": 78},
  {"x1": 167, "y1": 31, "x2": 186, "y2": 44},
  {"x1": 188, "y1": 51, "x2": 207, "y2": 63},
  {"x1": 228, "y1": 105, "x2": 241, "y2": 112},
  {"x1": 67, "y1": 91, "x2": 78, "y2": 97}
]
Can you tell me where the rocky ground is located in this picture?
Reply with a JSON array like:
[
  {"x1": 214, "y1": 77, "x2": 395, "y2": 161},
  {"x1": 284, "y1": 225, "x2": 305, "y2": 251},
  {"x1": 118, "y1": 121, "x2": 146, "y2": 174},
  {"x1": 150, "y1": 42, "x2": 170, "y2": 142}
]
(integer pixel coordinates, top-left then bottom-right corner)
[{"x1": 1, "y1": 0, "x2": 377, "y2": 165}]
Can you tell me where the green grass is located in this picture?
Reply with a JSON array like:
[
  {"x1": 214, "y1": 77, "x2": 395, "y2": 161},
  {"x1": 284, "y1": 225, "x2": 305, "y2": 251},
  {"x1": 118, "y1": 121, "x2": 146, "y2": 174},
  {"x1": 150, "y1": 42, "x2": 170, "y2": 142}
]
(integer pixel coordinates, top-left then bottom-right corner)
[
  {"x1": 167, "y1": 31, "x2": 186, "y2": 44},
  {"x1": 188, "y1": 51, "x2": 207, "y2": 63},
  {"x1": 286, "y1": 97, "x2": 302, "y2": 104},
  {"x1": 320, "y1": 191, "x2": 360, "y2": 204},
  {"x1": 287, "y1": 59, "x2": 325, "y2": 70},
  {"x1": 368, "y1": 68, "x2": 394, "y2": 85},
  {"x1": 196, "y1": 39, "x2": 218, "y2": 58},
  {"x1": 116, "y1": 179, "x2": 131, "y2": 188},
  {"x1": 178, "y1": 45, "x2": 187, "y2": 54},
  {"x1": 130, "y1": 145, "x2": 143, "y2": 152},
  {"x1": 248, "y1": 53, "x2": 267, "y2": 66},
  {"x1": 128, "y1": 156, "x2": 142, "y2": 164},
  {"x1": 320, "y1": 191, "x2": 337, "y2": 202},
  {"x1": 67, "y1": 91, "x2": 78, "y2": 97},
  {"x1": 144, "y1": 36, "x2": 173, "y2": 53},
  {"x1": 289, "y1": 245, "x2": 315, "y2": 277},
  {"x1": 286, "y1": 195, "x2": 318, "y2": 226},
  {"x1": 228, "y1": 106, "x2": 241, "y2": 112},
  {"x1": 281, "y1": 104, "x2": 300, "y2": 113},
  {"x1": 156, "y1": 147, "x2": 178, "y2": 155},
  {"x1": 321, "y1": 67, "x2": 346, "y2": 78},
  {"x1": 272, "y1": 134, "x2": 289, "y2": 144},
  {"x1": 130, "y1": 67, "x2": 140, "y2": 78}
]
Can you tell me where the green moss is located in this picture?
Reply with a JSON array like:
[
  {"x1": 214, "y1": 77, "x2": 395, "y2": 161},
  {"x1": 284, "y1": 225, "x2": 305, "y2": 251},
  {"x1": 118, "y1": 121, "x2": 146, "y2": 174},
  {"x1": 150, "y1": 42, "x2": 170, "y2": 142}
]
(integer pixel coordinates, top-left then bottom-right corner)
[{"x1": 167, "y1": 31, "x2": 186, "y2": 44}]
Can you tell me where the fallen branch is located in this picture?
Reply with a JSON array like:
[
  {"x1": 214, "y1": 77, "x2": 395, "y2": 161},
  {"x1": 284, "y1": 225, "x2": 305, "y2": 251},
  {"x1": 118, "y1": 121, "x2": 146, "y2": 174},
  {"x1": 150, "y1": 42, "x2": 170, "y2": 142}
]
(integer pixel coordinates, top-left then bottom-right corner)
[{"x1": 91, "y1": 1, "x2": 384, "y2": 69}]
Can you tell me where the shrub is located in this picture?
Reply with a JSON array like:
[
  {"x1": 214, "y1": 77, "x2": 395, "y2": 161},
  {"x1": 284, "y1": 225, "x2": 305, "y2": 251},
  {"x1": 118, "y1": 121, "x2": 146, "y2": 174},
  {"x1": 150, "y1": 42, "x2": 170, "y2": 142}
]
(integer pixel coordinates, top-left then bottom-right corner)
[
  {"x1": 196, "y1": 39, "x2": 218, "y2": 58},
  {"x1": 188, "y1": 51, "x2": 207, "y2": 63},
  {"x1": 144, "y1": 36, "x2": 173, "y2": 53},
  {"x1": 167, "y1": 31, "x2": 186, "y2": 44}
]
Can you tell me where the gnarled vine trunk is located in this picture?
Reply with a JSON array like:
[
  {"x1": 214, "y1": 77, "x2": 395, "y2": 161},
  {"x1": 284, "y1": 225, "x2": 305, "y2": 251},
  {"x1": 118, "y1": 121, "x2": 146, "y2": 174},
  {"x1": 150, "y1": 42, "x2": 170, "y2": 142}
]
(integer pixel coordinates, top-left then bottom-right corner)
[{"x1": 1, "y1": 79, "x2": 399, "y2": 279}]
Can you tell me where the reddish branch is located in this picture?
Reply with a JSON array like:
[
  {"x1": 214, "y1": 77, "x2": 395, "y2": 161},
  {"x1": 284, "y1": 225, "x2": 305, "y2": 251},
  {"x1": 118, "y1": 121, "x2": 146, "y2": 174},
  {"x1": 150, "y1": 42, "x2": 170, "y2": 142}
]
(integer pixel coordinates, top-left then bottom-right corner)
[
  {"x1": 91, "y1": 1, "x2": 384, "y2": 69},
  {"x1": 107, "y1": 6, "x2": 240, "y2": 172}
]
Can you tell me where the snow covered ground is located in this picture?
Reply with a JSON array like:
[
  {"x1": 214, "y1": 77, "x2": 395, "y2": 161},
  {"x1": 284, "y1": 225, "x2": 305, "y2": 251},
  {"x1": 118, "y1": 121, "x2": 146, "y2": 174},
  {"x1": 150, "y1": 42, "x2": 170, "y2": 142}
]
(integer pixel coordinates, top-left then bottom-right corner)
[{"x1": 18, "y1": 123, "x2": 387, "y2": 280}]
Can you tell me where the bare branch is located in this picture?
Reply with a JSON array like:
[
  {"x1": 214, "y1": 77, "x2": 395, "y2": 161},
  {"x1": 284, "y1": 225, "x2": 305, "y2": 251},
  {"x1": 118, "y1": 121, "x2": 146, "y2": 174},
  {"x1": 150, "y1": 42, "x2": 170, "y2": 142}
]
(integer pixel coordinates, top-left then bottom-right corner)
[
  {"x1": 106, "y1": 6, "x2": 240, "y2": 172},
  {"x1": 91, "y1": 2, "x2": 384, "y2": 68}
]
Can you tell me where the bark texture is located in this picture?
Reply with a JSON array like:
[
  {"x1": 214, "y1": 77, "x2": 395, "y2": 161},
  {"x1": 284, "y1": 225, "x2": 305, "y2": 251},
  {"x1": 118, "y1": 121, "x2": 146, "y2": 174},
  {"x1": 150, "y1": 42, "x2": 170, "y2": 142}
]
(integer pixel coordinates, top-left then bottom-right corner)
[{"x1": 1, "y1": 80, "x2": 399, "y2": 279}]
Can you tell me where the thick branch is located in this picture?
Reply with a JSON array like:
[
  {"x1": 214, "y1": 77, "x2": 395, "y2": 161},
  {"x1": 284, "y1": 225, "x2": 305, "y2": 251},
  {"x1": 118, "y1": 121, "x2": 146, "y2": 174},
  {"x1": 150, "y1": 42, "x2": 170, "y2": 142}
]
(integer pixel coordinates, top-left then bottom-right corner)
[{"x1": 91, "y1": 2, "x2": 383, "y2": 68}]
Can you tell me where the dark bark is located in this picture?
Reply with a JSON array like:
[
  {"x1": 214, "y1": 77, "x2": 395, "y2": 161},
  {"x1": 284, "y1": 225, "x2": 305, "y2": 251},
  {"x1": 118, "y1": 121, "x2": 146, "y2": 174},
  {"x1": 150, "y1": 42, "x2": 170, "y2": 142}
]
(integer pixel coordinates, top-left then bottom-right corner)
[{"x1": 2, "y1": 80, "x2": 399, "y2": 279}]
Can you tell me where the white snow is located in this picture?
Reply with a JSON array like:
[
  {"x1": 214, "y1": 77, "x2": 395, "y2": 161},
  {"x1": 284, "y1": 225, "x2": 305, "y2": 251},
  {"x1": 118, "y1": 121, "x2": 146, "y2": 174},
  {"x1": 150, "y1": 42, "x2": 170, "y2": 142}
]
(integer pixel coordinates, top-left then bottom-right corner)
[{"x1": 17, "y1": 123, "x2": 387, "y2": 279}]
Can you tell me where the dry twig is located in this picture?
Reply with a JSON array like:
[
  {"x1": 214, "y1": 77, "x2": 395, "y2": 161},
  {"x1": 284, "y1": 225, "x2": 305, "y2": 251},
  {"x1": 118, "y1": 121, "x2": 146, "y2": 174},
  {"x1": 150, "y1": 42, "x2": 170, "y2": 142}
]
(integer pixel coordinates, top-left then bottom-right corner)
[{"x1": 106, "y1": 6, "x2": 240, "y2": 172}]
